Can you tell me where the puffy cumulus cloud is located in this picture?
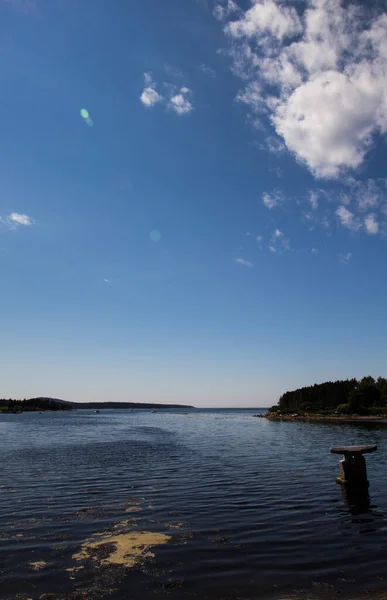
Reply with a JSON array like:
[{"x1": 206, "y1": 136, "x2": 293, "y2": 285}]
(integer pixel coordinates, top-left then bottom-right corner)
[
  {"x1": 140, "y1": 73, "x2": 163, "y2": 107},
  {"x1": 140, "y1": 75, "x2": 194, "y2": 115},
  {"x1": 141, "y1": 87, "x2": 162, "y2": 107},
  {"x1": 8, "y1": 212, "x2": 32, "y2": 225},
  {"x1": 0, "y1": 212, "x2": 34, "y2": 229},
  {"x1": 169, "y1": 87, "x2": 193, "y2": 115},
  {"x1": 222, "y1": 0, "x2": 387, "y2": 178},
  {"x1": 226, "y1": 0, "x2": 302, "y2": 41},
  {"x1": 272, "y1": 70, "x2": 380, "y2": 178}
]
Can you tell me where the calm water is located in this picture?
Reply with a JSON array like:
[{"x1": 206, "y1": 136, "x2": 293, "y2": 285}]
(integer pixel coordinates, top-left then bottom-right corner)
[{"x1": 2, "y1": 409, "x2": 387, "y2": 600}]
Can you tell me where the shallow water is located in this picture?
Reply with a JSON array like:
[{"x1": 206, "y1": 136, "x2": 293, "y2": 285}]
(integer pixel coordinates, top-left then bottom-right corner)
[{"x1": 1, "y1": 408, "x2": 387, "y2": 600}]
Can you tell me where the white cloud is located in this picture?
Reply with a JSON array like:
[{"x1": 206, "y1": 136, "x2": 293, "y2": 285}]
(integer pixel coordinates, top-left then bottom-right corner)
[
  {"x1": 169, "y1": 87, "x2": 193, "y2": 115},
  {"x1": 308, "y1": 191, "x2": 318, "y2": 211},
  {"x1": 311, "y1": 248, "x2": 318, "y2": 254},
  {"x1": 235, "y1": 257, "x2": 253, "y2": 267},
  {"x1": 272, "y1": 70, "x2": 379, "y2": 178},
  {"x1": 8, "y1": 212, "x2": 32, "y2": 226},
  {"x1": 226, "y1": 0, "x2": 302, "y2": 41},
  {"x1": 340, "y1": 252, "x2": 352, "y2": 263},
  {"x1": 0, "y1": 212, "x2": 34, "y2": 230},
  {"x1": 140, "y1": 75, "x2": 194, "y2": 116},
  {"x1": 336, "y1": 205, "x2": 361, "y2": 231},
  {"x1": 256, "y1": 235, "x2": 263, "y2": 247},
  {"x1": 262, "y1": 190, "x2": 283, "y2": 209},
  {"x1": 270, "y1": 227, "x2": 290, "y2": 251},
  {"x1": 364, "y1": 214, "x2": 379, "y2": 234},
  {"x1": 345, "y1": 177, "x2": 387, "y2": 211},
  {"x1": 281, "y1": 237, "x2": 290, "y2": 250},
  {"x1": 222, "y1": 0, "x2": 387, "y2": 179},
  {"x1": 214, "y1": 0, "x2": 238, "y2": 21},
  {"x1": 140, "y1": 73, "x2": 163, "y2": 107},
  {"x1": 164, "y1": 65, "x2": 183, "y2": 77},
  {"x1": 200, "y1": 64, "x2": 216, "y2": 77}
]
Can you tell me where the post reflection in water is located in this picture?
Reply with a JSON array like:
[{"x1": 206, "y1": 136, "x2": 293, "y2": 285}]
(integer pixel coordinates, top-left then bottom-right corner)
[{"x1": 341, "y1": 481, "x2": 371, "y2": 517}]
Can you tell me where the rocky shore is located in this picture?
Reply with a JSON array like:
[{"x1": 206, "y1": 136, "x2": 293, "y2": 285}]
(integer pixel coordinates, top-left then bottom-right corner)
[{"x1": 254, "y1": 412, "x2": 387, "y2": 422}]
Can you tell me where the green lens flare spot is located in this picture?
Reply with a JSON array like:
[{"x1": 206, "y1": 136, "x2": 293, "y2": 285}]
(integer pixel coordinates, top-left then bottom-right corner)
[
  {"x1": 150, "y1": 230, "x2": 161, "y2": 243},
  {"x1": 80, "y1": 109, "x2": 89, "y2": 119}
]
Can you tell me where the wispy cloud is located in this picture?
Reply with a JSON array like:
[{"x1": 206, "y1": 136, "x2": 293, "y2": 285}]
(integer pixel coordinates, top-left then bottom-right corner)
[
  {"x1": 235, "y1": 257, "x2": 253, "y2": 267},
  {"x1": 298, "y1": 180, "x2": 386, "y2": 237},
  {"x1": 345, "y1": 177, "x2": 387, "y2": 212},
  {"x1": 200, "y1": 64, "x2": 216, "y2": 77},
  {"x1": 262, "y1": 190, "x2": 283, "y2": 210},
  {"x1": 336, "y1": 206, "x2": 361, "y2": 232},
  {"x1": 103, "y1": 278, "x2": 110, "y2": 284},
  {"x1": 169, "y1": 87, "x2": 193, "y2": 115},
  {"x1": 213, "y1": 0, "x2": 239, "y2": 21},
  {"x1": 311, "y1": 248, "x2": 319, "y2": 254},
  {"x1": 140, "y1": 73, "x2": 163, "y2": 107},
  {"x1": 308, "y1": 191, "x2": 319, "y2": 211},
  {"x1": 270, "y1": 228, "x2": 290, "y2": 251},
  {"x1": 220, "y1": 0, "x2": 387, "y2": 179},
  {"x1": 164, "y1": 65, "x2": 183, "y2": 77},
  {"x1": 340, "y1": 252, "x2": 352, "y2": 263},
  {"x1": 364, "y1": 214, "x2": 379, "y2": 235}
]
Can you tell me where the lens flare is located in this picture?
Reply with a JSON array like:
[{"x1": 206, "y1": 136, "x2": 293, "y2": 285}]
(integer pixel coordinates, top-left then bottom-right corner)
[
  {"x1": 80, "y1": 109, "x2": 93, "y2": 127},
  {"x1": 149, "y1": 230, "x2": 161, "y2": 242}
]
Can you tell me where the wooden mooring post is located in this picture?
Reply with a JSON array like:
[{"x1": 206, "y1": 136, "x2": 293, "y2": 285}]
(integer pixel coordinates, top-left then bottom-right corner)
[{"x1": 330, "y1": 445, "x2": 377, "y2": 485}]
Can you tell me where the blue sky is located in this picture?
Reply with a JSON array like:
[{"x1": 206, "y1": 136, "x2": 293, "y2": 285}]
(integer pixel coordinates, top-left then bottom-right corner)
[{"x1": 1, "y1": 0, "x2": 387, "y2": 407}]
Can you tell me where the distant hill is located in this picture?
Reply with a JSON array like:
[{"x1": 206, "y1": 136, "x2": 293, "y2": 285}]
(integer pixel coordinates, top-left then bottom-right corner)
[
  {"x1": 0, "y1": 397, "x2": 72, "y2": 412},
  {"x1": 0, "y1": 397, "x2": 195, "y2": 411},
  {"x1": 68, "y1": 401, "x2": 195, "y2": 409}
]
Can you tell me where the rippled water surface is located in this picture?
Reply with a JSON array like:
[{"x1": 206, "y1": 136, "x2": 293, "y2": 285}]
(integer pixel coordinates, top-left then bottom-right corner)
[{"x1": 2, "y1": 408, "x2": 387, "y2": 600}]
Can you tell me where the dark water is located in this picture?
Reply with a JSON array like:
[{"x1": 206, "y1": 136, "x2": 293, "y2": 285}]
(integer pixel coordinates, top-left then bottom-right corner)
[{"x1": 1, "y1": 409, "x2": 387, "y2": 600}]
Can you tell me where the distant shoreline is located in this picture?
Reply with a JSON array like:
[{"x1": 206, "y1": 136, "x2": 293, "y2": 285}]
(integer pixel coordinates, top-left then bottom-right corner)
[
  {"x1": 0, "y1": 397, "x2": 196, "y2": 413},
  {"x1": 258, "y1": 413, "x2": 386, "y2": 423}
]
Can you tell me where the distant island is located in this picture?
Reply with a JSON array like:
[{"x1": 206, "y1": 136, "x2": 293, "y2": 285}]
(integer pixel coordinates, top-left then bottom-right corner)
[
  {"x1": 0, "y1": 397, "x2": 195, "y2": 413},
  {"x1": 265, "y1": 376, "x2": 387, "y2": 420}
]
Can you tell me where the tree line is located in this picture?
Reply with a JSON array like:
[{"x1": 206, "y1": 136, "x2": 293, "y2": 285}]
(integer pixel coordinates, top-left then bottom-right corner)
[
  {"x1": 272, "y1": 376, "x2": 387, "y2": 415},
  {"x1": 0, "y1": 398, "x2": 71, "y2": 412}
]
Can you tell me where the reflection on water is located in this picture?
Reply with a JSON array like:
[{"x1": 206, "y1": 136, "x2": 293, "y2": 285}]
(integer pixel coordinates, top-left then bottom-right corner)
[
  {"x1": 1, "y1": 409, "x2": 387, "y2": 600},
  {"x1": 341, "y1": 481, "x2": 371, "y2": 516}
]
